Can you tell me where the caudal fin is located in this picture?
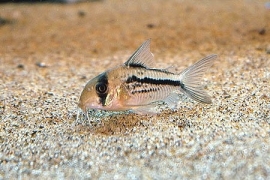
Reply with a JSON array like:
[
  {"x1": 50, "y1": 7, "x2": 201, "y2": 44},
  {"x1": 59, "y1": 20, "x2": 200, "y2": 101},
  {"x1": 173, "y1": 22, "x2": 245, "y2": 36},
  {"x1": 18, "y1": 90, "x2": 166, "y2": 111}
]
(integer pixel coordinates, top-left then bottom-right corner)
[{"x1": 179, "y1": 54, "x2": 217, "y2": 104}]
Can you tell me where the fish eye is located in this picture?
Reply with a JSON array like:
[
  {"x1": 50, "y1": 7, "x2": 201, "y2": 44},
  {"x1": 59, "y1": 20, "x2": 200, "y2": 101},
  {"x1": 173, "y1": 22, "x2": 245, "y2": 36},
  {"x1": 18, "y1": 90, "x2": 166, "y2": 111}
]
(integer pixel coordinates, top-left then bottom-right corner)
[{"x1": 96, "y1": 83, "x2": 108, "y2": 94}]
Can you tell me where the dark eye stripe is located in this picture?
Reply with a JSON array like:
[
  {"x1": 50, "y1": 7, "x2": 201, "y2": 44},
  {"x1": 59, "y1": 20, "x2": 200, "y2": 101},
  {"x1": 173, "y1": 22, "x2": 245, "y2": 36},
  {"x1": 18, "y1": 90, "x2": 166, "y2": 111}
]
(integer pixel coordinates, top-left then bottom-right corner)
[
  {"x1": 96, "y1": 73, "x2": 108, "y2": 106},
  {"x1": 96, "y1": 83, "x2": 107, "y2": 94}
]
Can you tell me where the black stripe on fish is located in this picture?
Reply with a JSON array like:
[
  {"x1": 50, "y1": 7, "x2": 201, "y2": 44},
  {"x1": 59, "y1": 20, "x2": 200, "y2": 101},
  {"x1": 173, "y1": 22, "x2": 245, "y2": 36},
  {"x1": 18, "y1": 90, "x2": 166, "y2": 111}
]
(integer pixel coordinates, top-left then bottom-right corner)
[
  {"x1": 127, "y1": 63, "x2": 147, "y2": 68},
  {"x1": 130, "y1": 87, "x2": 160, "y2": 95},
  {"x1": 96, "y1": 73, "x2": 108, "y2": 106},
  {"x1": 126, "y1": 75, "x2": 183, "y2": 87}
]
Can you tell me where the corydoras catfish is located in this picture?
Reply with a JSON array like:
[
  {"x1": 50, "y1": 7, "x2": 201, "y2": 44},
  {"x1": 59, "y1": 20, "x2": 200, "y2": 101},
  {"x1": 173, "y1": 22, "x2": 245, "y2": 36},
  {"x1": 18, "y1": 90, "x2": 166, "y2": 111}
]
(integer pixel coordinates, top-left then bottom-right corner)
[{"x1": 78, "y1": 39, "x2": 217, "y2": 115}]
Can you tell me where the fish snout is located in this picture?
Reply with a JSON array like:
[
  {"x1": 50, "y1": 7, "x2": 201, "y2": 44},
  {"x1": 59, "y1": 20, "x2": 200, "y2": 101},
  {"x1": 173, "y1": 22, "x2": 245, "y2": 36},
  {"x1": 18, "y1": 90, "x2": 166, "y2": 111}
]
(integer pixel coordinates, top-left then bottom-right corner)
[{"x1": 78, "y1": 99, "x2": 86, "y2": 112}]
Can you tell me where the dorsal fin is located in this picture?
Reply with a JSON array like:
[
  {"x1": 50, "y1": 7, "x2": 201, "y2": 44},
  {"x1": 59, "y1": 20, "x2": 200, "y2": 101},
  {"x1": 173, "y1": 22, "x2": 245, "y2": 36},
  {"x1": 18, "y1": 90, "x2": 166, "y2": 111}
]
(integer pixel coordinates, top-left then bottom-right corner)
[{"x1": 124, "y1": 39, "x2": 154, "y2": 68}]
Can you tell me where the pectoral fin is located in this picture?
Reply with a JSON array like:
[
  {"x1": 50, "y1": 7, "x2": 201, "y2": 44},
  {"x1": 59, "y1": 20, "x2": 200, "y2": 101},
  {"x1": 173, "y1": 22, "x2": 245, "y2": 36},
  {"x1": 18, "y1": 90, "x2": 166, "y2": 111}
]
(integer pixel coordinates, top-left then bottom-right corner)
[{"x1": 129, "y1": 103, "x2": 161, "y2": 115}]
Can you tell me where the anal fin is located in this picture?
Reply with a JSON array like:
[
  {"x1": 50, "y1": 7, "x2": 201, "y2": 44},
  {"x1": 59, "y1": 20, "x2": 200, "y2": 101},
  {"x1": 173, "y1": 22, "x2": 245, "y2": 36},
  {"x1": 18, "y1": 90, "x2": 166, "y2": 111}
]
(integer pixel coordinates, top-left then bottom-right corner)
[{"x1": 163, "y1": 93, "x2": 180, "y2": 110}]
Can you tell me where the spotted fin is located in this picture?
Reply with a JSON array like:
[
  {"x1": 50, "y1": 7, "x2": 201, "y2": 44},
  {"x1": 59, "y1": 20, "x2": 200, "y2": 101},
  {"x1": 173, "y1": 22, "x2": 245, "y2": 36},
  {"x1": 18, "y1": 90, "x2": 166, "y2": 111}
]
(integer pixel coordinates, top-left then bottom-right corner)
[{"x1": 124, "y1": 39, "x2": 154, "y2": 68}]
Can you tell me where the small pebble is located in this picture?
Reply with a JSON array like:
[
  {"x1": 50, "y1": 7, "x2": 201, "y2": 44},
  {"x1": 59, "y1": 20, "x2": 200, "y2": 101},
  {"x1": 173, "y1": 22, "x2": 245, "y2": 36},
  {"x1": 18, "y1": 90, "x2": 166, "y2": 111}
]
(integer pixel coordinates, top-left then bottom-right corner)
[
  {"x1": 36, "y1": 62, "x2": 48, "y2": 68},
  {"x1": 258, "y1": 28, "x2": 266, "y2": 35},
  {"x1": 146, "y1": 23, "x2": 156, "y2": 29},
  {"x1": 45, "y1": 92, "x2": 54, "y2": 96},
  {"x1": 0, "y1": 17, "x2": 12, "y2": 26},
  {"x1": 17, "y1": 64, "x2": 24, "y2": 69},
  {"x1": 81, "y1": 75, "x2": 87, "y2": 80},
  {"x1": 223, "y1": 90, "x2": 231, "y2": 99},
  {"x1": 78, "y1": 10, "x2": 86, "y2": 17}
]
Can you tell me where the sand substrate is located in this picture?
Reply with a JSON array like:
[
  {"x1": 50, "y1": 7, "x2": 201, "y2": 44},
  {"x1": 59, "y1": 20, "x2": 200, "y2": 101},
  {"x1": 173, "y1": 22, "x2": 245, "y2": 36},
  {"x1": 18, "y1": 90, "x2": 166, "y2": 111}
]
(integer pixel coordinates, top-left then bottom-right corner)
[{"x1": 0, "y1": 0, "x2": 269, "y2": 179}]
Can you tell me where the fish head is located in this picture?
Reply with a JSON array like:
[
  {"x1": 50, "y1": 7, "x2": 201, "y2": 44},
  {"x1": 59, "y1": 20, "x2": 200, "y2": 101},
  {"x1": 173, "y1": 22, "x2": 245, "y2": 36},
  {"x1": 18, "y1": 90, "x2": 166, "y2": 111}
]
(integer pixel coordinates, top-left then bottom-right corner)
[{"x1": 78, "y1": 72, "x2": 110, "y2": 112}]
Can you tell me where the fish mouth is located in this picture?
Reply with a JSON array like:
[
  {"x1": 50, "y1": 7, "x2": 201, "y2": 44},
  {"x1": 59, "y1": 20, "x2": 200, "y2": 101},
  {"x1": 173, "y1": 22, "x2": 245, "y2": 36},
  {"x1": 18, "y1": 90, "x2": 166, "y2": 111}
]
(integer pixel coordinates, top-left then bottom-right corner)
[
  {"x1": 78, "y1": 97, "x2": 93, "y2": 112},
  {"x1": 78, "y1": 99, "x2": 104, "y2": 112}
]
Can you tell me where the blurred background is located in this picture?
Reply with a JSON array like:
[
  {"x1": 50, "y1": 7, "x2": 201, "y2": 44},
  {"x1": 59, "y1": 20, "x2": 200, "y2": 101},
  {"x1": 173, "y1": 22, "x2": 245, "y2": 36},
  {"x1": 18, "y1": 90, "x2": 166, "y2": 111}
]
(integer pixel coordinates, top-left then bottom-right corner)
[{"x1": 0, "y1": 0, "x2": 269, "y2": 59}]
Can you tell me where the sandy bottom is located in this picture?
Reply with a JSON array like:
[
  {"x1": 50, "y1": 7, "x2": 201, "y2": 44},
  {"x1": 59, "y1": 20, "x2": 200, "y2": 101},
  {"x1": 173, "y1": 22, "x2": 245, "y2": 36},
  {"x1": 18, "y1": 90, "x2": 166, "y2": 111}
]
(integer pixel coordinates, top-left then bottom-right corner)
[{"x1": 0, "y1": 0, "x2": 269, "y2": 179}]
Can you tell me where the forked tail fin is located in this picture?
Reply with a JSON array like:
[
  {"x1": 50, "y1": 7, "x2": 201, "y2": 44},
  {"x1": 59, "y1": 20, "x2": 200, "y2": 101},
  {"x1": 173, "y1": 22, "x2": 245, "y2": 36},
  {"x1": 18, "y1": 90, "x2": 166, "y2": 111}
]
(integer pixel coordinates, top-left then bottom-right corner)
[{"x1": 179, "y1": 54, "x2": 217, "y2": 104}]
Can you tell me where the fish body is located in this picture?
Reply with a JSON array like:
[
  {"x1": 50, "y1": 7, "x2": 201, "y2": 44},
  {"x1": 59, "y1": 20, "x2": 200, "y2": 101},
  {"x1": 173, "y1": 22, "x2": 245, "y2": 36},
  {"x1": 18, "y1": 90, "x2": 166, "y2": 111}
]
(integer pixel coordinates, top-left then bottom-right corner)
[{"x1": 78, "y1": 40, "x2": 217, "y2": 114}]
